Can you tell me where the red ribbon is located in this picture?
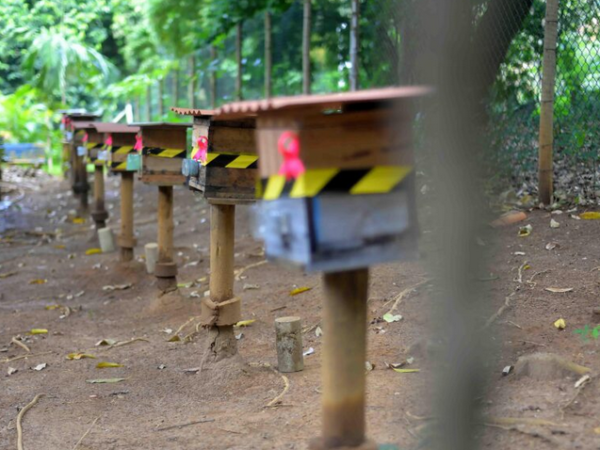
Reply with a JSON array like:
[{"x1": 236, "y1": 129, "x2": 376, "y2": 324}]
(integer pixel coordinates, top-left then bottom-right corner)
[
  {"x1": 82, "y1": 133, "x2": 88, "y2": 143},
  {"x1": 194, "y1": 136, "x2": 209, "y2": 163},
  {"x1": 278, "y1": 131, "x2": 305, "y2": 181},
  {"x1": 134, "y1": 134, "x2": 143, "y2": 152},
  {"x1": 105, "y1": 134, "x2": 113, "y2": 147}
]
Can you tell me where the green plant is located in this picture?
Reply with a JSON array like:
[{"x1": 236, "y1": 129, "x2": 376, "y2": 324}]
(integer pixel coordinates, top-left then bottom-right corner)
[{"x1": 574, "y1": 324, "x2": 600, "y2": 342}]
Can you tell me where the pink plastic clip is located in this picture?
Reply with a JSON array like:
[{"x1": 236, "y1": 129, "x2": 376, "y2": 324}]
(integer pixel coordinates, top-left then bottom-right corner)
[
  {"x1": 278, "y1": 131, "x2": 305, "y2": 181},
  {"x1": 82, "y1": 132, "x2": 88, "y2": 143},
  {"x1": 105, "y1": 134, "x2": 113, "y2": 147},
  {"x1": 194, "y1": 136, "x2": 209, "y2": 164},
  {"x1": 134, "y1": 134, "x2": 143, "y2": 152}
]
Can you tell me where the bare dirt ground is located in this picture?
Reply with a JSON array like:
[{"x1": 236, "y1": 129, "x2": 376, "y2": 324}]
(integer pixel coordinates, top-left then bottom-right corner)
[{"x1": 2, "y1": 170, "x2": 600, "y2": 449}]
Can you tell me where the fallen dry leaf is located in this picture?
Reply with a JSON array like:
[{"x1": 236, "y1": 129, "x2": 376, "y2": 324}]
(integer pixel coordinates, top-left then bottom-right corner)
[
  {"x1": 554, "y1": 318, "x2": 566, "y2": 330},
  {"x1": 86, "y1": 378, "x2": 126, "y2": 384},
  {"x1": 393, "y1": 368, "x2": 420, "y2": 374},
  {"x1": 96, "y1": 362, "x2": 123, "y2": 369},
  {"x1": 518, "y1": 224, "x2": 532, "y2": 237},
  {"x1": 580, "y1": 212, "x2": 600, "y2": 220},
  {"x1": 29, "y1": 329, "x2": 48, "y2": 335},
  {"x1": 66, "y1": 352, "x2": 96, "y2": 360},
  {"x1": 545, "y1": 287, "x2": 573, "y2": 293},
  {"x1": 550, "y1": 219, "x2": 560, "y2": 228},
  {"x1": 95, "y1": 339, "x2": 117, "y2": 347},
  {"x1": 29, "y1": 279, "x2": 47, "y2": 285},
  {"x1": 235, "y1": 319, "x2": 256, "y2": 327},
  {"x1": 45, "y1": 304, "x2": 62, "y2": 310},
  {"x1": 102, "y1": 283, "x2": 132, "y2": 292},
  {"x1": 7, "y1": 367, "x2": 18, "y2": 376},
  {"x1": 85, "y1": 248, "x2": 102, "y2": 256},
  {"x1": 32, "y1": 363, "x2": 47, "y2": 371},
  {"x1": 290, "y1": 287, "x2": 312, "y2": 296}
]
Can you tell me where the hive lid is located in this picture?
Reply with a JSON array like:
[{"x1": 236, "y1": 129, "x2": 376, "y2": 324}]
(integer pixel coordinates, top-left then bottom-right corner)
[
  {"x1": 94, "y1": 123, "x2": 140, "y2": 134},
  {"x1": 170, "y1": 107, "x2": 217, "y2": 117},
  {"x1": 130, "y1": 122, "x2": 192, "y2": 129},
  {"x1": 71, "y1": 121, "x2": 97, "y2": 130},
  {"x1": 216, "y1": 86, "x2": 430, "y2": 118}
]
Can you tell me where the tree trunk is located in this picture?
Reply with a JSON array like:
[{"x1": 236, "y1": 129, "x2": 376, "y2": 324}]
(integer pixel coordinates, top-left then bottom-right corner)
[
  {"x1": 302, "y1": 0, "x2": 312, "y2": 94},
  {"x1": 265, "y1": 11, "x2": 272, "y2": 98},
  {"x1": 145, "y1": 85, "x2": 152, "y2": 121},
  {"x1": 158, "y1": 79, "x2": 164, "y2": 118},
  {"x1": 210, "y1": 46, "x2": 217, "y2": 109},
  {"x1": 236, "y1": 22, "x2": 243, "y2": 101},
  {"x1": 349, "y1": 0, "x2": 360, "y2": 91},
  {"x1": 538, "y1": 0, "x2": 559, "y2": 205},
  {"x1": 133, "y1": 97, "x2": 140, "y2": 122},
  {"x1": 188, "y1": 54, "x2": 196, "y2": 108},
  {"x1": 173, "y1": 67, "x2": 179, "y2": 107}
]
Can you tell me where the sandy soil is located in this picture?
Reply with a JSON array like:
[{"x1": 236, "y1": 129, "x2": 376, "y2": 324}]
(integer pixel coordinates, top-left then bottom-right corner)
[{"x1": 1, "y1": 171, "x2": 600, "y2": 449}]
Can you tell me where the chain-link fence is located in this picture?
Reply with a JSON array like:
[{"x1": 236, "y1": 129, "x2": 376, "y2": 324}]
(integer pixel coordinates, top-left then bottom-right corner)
[{"x1": 487, "y1": 0, "x2": 600, "y2": 202}]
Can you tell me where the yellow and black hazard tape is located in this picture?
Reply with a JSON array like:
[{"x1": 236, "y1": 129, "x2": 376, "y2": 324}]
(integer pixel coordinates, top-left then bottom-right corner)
[
  {"x1": 257, "y1": 166, "x2": 413, "y2": 200},
  {"x1": 110, "y1": 145, "x2": 135, "y2": 155},
  {"x1": 109, "y1": 161, "x2": 128, "y2": 171},
  {"x1": 191, "y1": 147, "x2": 258, "y2": 169},
  {"x1": 142, "y1": 147, "x2": 186, "y2": 158},
  {"x1": 85, "y1": 143, "x2": 103, "y2": 162}
]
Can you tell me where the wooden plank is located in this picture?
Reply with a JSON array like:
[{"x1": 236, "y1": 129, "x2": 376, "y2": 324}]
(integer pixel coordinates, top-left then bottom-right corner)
[
  {"x1": 197, "y1": 166, "x2": 256, "y2": 203},
  {"x1": 142, "y1": 128, "x2": 187, "y2": 149}
]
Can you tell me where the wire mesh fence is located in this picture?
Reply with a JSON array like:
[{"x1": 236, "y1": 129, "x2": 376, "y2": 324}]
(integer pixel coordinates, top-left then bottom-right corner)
[{"x1": 487, "y1": 0, "x2": 600, "y2": 202}]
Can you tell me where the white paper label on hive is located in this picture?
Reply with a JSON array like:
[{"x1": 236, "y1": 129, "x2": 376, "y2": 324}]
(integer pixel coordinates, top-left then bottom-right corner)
[
  {"x1": 97, "y1": 150, "x2": 108, "y2": 161},
  {"x1": 77, "y1": 146, "x2": 87, "y2": 156},
  {"x1": 65, "y1": 131, "x2": 73, "y2": 141}
]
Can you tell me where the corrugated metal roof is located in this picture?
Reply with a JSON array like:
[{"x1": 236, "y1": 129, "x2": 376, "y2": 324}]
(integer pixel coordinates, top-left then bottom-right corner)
[
  {"x1": 171, "y1": 107, "x2": 217, "y2": 117},
  {"x1": 130, "y1": 122, "x2": 192, "y2": 128},
  {"x1": 71, "y1": 121, "x2": 97, "y2": 130},
  {"x1": 216, "y1": 86, "x2": 431, "y2": 118},
  {"x1": 93, "y1": 123, "x2": 140, "y2": 133}
]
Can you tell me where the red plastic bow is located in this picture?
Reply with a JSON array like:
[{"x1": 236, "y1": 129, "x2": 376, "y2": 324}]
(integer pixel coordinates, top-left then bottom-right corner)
[
  {"x1": 134, "y1": 134, "x2": 143, "y2": 152},
  {"x1": 82, "y1": 133, "x2": 88, "y2": 143},
  {"x1": 194, "y1": 136, "x2": 209, "y2": 164},
  {"x1": 278, "y1": 131, "x2": 305, "y2": 181},
  {"x1": 105, "y1": 134, "x2": 113, "y2": 147}
]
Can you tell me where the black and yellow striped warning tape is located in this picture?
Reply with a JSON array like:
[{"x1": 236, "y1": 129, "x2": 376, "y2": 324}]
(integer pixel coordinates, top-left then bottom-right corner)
[
  {"x1": 191, "y1": 147, "x2": 258, "y2": 169},
  {"x1": 110, "y1": 145, "x2": 135, "y2": 155},
  {"x1": 142, "y1": 147, "x2": 186, "y2": 158},
  {"x1": 110, "y1": 161, "x2": 128, "y2": 171},
  {"x1": 257, "y1": 166, "x2": 412, "y2": 200}
]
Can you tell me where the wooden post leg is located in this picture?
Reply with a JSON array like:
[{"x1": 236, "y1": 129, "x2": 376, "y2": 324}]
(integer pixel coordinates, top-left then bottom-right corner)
[
  {"x1": 119, "y1": 172, "x2": 135, "y2": 262},
  {"x1": 70, "y1": 143, "x2": 78, "y2": 194},
  {"x1": 312, "y1": 268, "x2": 377, "y2": 450},
  {"x1": 206, "y1": 203, "x2": 238, "y2": 360},
  {"x1": 91, "y1": 165, "x2": 108, "y2": 229},
  {"x1": 155, "y1": 186, "x2": 177, "y2": 290},
  {"x1": 74, "y1": 154, "x2": 89, "y2": 215}
]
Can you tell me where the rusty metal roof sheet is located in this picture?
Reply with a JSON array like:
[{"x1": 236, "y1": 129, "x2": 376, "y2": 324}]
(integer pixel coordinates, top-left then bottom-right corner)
[
  {"x1": 130, "y1": 122, "x2": 191, "y2": 129},
  {"x1": 71, "y1": 121, "x2": 97, "y2": 130},
  {"x1": 216, "y1": 86, "x2": 430, "y2": 118},
  {"x1": 64, "y1": 112, "x2": 101, "y2": 120},
  {"x1": 170, "y1": 107, "x2": 217, "y2": 117},
  {"x1": 93, "y1": 123, "x2": 140, "y2": 133}
]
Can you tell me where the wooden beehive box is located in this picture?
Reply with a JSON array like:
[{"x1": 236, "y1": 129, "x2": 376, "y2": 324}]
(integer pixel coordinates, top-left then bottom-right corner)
[
  {"x1": 61, "y1": 112, "x2": 100, "y2": 143},
  {"x1": 132, "y1": 123, "x2": 190, "y2": 186},
  {"x1": 93, "y1": 123, "x2": 140, "y2": 172},
  {"x1": 217, "y1": 87, "x2": 429, "y2": 272},
  {"x1": 71, "y1": 122, "x2": 105, "y2": 165},
  {"x1": 171, "y1": 107, "x2": 257, "y2": 204}
]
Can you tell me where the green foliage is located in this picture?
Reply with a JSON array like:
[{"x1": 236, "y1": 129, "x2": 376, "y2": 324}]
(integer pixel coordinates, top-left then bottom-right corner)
[
  {"x1": 574, "y1": 325, "x2": 600, "y2": 342},
  {"x1": 23, "y1": 27, "x2": 116, "y2": 104}
]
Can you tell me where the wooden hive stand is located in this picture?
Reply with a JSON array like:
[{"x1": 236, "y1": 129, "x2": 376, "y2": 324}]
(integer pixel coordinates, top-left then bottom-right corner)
[
  {"x1": 97, "y1": 123, "x2": 141, "y2": 262},
  {"x1": 71, "y1": 121, "x2": 110, "y2": 231},
  {"x1": 217, "y1": 86, "x2": 428, "y2": 449},
  {"x1": 128, "y1": 122, "x2": 190, "y2": 291},
  {"x1": 171, "y1": 106, "x2": 258, "y2": 356},
  {"x1": 60, "y1": 112, "x2": 100, "y2": 215}
]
